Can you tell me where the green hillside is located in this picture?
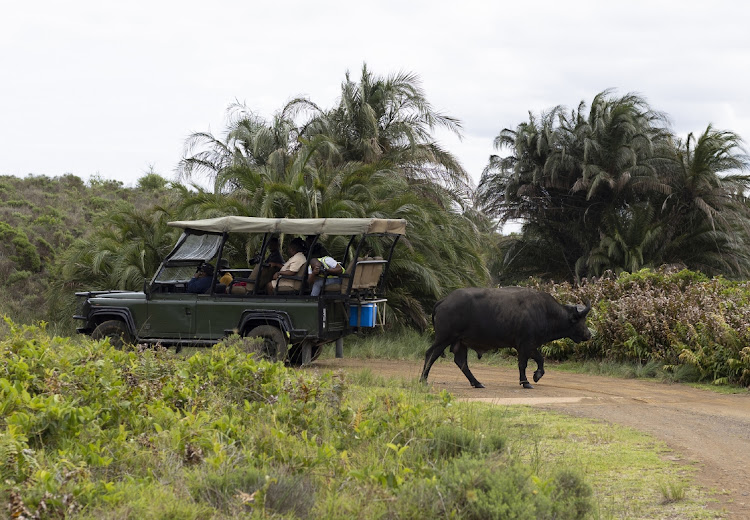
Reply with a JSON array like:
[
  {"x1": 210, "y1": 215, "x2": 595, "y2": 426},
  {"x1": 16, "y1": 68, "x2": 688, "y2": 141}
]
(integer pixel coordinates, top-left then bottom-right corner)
[{"x1": 0, "y1": 173, "x2": 172, "y2": 328}]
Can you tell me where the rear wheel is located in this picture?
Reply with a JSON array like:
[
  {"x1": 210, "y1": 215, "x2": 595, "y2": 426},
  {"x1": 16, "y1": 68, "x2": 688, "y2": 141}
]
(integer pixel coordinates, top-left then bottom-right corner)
[
  {"x1": 244, "y1": 325, "x2": 288, "y2": 362},
  {"x1": 92, "y1": 320, "x2": 133, "y2": 349}
]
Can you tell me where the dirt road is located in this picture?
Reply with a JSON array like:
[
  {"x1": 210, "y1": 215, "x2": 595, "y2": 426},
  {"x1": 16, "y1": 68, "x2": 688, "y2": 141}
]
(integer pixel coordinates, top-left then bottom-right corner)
[{"x1": 315, "y1": 358, "x2": 750, "y2": 519}]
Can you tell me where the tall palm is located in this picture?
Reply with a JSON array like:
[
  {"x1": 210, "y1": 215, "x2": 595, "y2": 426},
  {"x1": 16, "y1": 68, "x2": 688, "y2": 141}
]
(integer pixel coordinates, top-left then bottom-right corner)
[
  {"x1": 178, "y1": 103, "x2": 302, "y2": 190},
  {"x1": 478, "y1": 91, "x2": 674, "y2": 282},
  {"x1": 569, "y1": 91, "x2": 670, "y2": 202},
  {"x1": 660, "y1": 126, "x2": 750, "y2": 275},
  {"x1": 175, "y1": 65, "x2": 487, "y2": 327},
  {"x1": 294, "y1": 64, "x2": 469, "y2": 194}
]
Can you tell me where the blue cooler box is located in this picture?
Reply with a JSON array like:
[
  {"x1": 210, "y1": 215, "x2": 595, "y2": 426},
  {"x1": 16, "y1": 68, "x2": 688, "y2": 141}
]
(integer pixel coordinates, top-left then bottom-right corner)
[{"x1": 350, "y1": 303, "x2": 376, "y2": 327}]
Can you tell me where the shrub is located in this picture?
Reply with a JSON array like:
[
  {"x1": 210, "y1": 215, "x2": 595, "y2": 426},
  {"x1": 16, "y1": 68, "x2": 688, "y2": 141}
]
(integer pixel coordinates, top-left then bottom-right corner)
[
  {"x1": 0, "y1": 222, "x2": 41, "y2": 273},
  {"x1": 0, "y1": 318, "x2": 603, "y2": 518},
  {"x1": 534, "y1": 267, "x2": 750, "y2": 386},
  {"x1": 392, "y1": 457, "x2": 592, "y2": 520}
]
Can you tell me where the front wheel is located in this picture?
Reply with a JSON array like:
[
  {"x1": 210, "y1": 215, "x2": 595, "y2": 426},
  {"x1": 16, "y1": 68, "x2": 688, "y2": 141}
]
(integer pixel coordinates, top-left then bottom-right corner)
[
  {"x1": 91, "y1": 320, "x2": 134, "y2": 349},
  {"x1": 244, "y1": 325, "x2": 288, "y2": 363}
]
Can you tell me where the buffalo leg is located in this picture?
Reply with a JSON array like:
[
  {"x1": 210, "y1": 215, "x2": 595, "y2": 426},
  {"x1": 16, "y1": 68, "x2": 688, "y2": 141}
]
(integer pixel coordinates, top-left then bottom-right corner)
[
  {"x1": 518, "y1": 352, "x2": 533, "y2": 389},
  {"x1": 420, "y1": 340, "x2": 449, "y2": 382},
  {"x1": 453, "y1": 344, "x2": 484, "y2": 388},
  {"x1": 531, "y1": 348, "x2": 545, "y2": 383}
]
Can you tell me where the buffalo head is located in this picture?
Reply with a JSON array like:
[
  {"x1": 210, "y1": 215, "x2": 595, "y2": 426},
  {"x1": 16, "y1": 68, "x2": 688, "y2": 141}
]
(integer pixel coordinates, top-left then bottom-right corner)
[{"x1": 567, "y1": 298, "x2": 592, "y2": 342}]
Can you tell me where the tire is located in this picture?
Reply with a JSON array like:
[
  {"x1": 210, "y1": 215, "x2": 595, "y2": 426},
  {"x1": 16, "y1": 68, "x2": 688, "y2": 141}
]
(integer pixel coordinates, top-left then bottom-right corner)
[
  {"x1": 244, "y1": 325, "x2": 288, "y2": 363},
  {"x1": 92, "y1": 320, "x2": 134, "y2": 349},
  {"x1": 287, "y1": 340, "x2": 323, "y2": 366}
]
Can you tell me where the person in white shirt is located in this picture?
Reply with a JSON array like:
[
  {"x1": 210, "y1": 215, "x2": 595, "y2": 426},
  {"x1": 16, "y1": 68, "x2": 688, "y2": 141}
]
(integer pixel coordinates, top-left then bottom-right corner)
[{"x1": 307, "y1": 243, "x2": 344, "y2": 296}]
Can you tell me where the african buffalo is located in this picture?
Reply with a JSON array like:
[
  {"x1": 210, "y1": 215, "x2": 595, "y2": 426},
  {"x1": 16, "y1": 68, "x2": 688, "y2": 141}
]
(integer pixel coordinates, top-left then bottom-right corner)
[{"x1": 420, "y1": 287, "x2": 592, "y2": 389}]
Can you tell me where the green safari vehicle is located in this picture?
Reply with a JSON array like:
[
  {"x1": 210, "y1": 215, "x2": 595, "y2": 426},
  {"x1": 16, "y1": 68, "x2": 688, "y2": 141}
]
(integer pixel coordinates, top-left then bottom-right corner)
[{"x1": 74, "y1": 216, "x2": 406, "y2": 364}]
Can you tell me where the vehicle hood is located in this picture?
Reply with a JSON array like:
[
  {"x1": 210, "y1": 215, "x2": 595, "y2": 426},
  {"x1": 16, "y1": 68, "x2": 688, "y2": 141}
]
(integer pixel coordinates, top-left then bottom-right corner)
[{"x1": 80, "y1": 290, "x2": 147, "y2": 302}]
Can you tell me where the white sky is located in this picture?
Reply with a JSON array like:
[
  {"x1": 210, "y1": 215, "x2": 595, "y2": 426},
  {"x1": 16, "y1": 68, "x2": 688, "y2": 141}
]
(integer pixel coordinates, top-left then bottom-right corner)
[{"x1": 1, "y1": 1, "x2": 749, "y2": 191}]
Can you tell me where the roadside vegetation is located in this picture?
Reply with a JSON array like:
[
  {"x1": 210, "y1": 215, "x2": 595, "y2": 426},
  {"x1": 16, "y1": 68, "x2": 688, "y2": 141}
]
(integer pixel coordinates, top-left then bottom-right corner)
[
  {"x1": 1, "y1": 320, "x2": 715, "y2": 519},
  {"x1": 340, "y1": 268, "x2": 750, "y2": 389}
]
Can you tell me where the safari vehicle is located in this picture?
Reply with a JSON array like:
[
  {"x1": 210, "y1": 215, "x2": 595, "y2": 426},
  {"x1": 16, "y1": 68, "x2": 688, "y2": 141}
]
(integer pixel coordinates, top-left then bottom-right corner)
[{"x1": 74, "y1": 216, "x2": 406, "y2": 364}]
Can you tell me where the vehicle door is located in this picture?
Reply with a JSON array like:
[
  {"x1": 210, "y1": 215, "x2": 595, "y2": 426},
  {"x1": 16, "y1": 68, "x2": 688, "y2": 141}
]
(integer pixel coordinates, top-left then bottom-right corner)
[
  {"x1": 145, "y1": 292, "x2": 197, "y2": 339},
  {"x1": 143, "y1": 231, "x2": 224, "y2": 339}
]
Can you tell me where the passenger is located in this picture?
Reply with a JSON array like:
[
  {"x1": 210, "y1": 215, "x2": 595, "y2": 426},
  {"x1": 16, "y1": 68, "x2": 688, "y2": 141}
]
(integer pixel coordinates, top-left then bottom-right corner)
[
  {"x1": 265, "y1": 236, "x2": 285, "y2": 269},
  {"x1": 307, "y1": 243, "x2": 344, "y2": 296},
  {"x1": 267, "y1": 237, "x2": 307, "y2": 295},
  {"x1": 257, "y1": 236, "x2": 285, "y2": 291},
  {"x1": 187, "y1": 262, "x2": 214, "y2": 294}
]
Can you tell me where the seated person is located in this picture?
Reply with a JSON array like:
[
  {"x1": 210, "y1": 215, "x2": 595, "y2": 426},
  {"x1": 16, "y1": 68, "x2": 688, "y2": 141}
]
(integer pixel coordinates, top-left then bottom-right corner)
[
  {"x1": 307, "y1": 243, "x2": 344, "y2": 296},
  {"x1": 218, "y1": 258, "x2": 233, "y2": 286},
  {"x1": 267, "y1": 237, "x2": 307, "y2": 295},
  {"x1": 257, "y1": 236, "x2": 285, "y2": 291},
  {"x1": 264, "y1": 236, "x2": 285, "y2": 268},
  {"x1": 187, "y1": 262, "x2": 214, "y2": 294}
]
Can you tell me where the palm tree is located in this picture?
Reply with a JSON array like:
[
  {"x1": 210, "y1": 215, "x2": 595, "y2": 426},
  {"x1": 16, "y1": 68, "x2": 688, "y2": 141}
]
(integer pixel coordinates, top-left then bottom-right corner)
[
  {"x1": 174, "y1": 65, "x2": 489, "y2": 327},
  {"x1": 481, "y1": 91, "x2": 706, "y2": 282},
  {"x1": 660, "y1": 126, "x2": 750, "y2": 275},
  {"x1": 569, "y1": 91, "x2": 670, "y2": 202},
  {"x1": 290, "y1": 64, "x2": 470, "y2": 195},
  {"x1": 586, "y1": 205, "x2": 662, "y2": 276}
]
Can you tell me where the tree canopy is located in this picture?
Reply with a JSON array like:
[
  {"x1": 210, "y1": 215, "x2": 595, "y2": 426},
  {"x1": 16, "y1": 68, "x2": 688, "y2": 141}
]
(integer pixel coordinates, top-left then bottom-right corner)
[{"x1": 478, "y1": 91, "x2": 750, "y2": 283}]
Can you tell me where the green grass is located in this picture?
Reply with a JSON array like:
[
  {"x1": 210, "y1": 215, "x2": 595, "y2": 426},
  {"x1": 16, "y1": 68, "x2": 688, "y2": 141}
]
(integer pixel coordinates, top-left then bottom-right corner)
[
  {"x1": 341, "y1": 369, "x2": 714, "y2": 519},
  {"x1": 1, "y1": 322, "x2": 725, "y2": 518}
]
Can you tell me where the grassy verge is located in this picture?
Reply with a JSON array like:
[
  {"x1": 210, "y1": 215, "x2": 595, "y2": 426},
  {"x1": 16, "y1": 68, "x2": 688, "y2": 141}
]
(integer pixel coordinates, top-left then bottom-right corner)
[
  {"x1": 0, "y1": 321, "x2": 720, "y2": 518},
  {"x1": 341, "y1": 370, "x2": 716, "y2": 519}
]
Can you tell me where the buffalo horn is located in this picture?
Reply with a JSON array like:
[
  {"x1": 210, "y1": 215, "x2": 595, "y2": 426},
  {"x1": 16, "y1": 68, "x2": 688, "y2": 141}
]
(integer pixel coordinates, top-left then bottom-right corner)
[{"x1": 575, "y1": 298, "x2": 592, "y2": 317}]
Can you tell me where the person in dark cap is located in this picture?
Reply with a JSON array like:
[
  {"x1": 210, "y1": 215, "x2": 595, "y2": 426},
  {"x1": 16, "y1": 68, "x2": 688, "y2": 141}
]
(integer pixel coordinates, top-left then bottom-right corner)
[{"x1": 187, "y1": 262, "x2": 214, "y2": 293}]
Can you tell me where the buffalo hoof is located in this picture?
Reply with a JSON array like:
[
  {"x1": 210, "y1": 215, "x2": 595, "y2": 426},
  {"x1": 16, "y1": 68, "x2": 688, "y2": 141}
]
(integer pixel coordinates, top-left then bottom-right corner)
[
  {"x1": 521, "y1": 381, "x2": 534, "y2": 389},
  {"x1": 472, "y1": 382, "x2": 485, "y2": 389},
  {"x1": 533, "y1": 369, "x2": 545, "y2": 383}
]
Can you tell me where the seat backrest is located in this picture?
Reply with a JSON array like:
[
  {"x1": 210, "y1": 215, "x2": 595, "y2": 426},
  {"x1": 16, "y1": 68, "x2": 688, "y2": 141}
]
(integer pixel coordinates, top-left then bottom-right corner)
[
  {"x1": 276, "y1": 263, "x2": 307, "y2": 293},
  {"x1": 362, "y1": 256, "x2": 384, "y2": 290},
  {"x1": 349, "y1": 257, "x2": 369, "y2": 290},
  {"x1": 229, "y1": 267, "x2": 261, "y2": 295}
]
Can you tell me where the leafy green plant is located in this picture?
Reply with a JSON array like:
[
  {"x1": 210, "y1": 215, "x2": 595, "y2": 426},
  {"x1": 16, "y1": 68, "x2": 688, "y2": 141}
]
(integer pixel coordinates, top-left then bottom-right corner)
[{"x1": 532, "y1": 267, "x2": 750, "y2": 386}]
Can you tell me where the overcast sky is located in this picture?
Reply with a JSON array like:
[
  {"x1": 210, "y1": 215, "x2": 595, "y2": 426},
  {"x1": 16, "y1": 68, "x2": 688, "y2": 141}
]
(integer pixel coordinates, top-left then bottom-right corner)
[{"x1": 1, "y1": 1, "x2": 748, "y2": 189}]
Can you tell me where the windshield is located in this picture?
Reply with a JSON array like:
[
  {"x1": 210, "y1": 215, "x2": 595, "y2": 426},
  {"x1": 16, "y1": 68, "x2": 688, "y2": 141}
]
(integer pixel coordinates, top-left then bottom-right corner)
[
  {"x1": 166, "y1": 232, "x2": 223, "y2": 262},
  {"x1": 153, "y1": 264, "x2": 198, "y2": 283}
]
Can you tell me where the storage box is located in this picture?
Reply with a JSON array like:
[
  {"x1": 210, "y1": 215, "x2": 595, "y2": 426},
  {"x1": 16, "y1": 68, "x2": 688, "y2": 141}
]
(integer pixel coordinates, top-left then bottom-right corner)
[{"x1": 350, "y1": 303, "x2": 376, "y2": 327}]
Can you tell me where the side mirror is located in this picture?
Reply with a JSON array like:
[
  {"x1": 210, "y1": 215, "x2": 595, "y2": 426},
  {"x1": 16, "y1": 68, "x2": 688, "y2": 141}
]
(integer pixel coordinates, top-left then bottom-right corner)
[{"x1": 143, "y1": 280, "x2": 151, "y2": 298}]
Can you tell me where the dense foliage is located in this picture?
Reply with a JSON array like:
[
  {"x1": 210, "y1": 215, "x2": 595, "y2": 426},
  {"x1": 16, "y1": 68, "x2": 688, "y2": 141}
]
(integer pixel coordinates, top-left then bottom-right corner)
[
  {"x1": 478, "y1": 91, "x2": 750, "y2": 283},
  {"x1": 176, "y1": 65, "x2": 489, "y2": 327},
  {"x1": 0, "y1": 174, "x2": 173, "y2": 327},
  {"x1": 534, "y1": 268, "x2": 750, "y2": 386},
  {"x1": 0, "y1": 320, "x2": 595, "y2": 519}
]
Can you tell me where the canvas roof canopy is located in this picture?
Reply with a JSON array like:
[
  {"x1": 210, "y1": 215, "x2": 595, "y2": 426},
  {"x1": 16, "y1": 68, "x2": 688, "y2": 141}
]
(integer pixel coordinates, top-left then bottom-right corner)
[{"x1": 167, "y1": 216, "x2": 407, "y2": 236}]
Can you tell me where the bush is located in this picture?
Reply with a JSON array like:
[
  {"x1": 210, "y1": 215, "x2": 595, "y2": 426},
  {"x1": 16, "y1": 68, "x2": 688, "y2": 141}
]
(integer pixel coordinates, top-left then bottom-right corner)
[
  {"x1": 0, "y1": 319, "x2": 595, "y2": 518},
  {"x1": 532, "y1": 267, "x2": 750, "y2": 386},
  {"x1": 0, "y1": 222, "x2": 41, "y2": 273},
  {"x1": 392, "y1": 457, "x2": 591, "y2": 520}
]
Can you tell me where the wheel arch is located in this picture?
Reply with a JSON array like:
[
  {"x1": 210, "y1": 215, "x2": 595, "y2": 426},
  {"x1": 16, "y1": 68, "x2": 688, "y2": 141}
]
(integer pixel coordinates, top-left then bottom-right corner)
[
  {"x1": 87, "y1": 308, "x2": 137, "y2": 337},
  {"x1": 236, "y1": 311, "x2": 294, "y2": 342}
]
